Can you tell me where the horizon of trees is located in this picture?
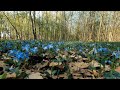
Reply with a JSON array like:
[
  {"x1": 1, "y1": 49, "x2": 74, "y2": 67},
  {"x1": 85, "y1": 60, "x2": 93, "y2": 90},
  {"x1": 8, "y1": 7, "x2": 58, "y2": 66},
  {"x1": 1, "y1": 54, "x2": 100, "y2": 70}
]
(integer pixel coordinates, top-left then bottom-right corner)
[{"x1": 0, "y1": 11, "x2": 120, "y2": 42}]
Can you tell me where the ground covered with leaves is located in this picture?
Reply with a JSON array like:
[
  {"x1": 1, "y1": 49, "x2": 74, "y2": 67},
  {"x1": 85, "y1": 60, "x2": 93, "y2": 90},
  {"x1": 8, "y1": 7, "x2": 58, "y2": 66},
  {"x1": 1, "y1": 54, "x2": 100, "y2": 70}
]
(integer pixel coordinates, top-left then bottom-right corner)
[{"x1": 0, "y1": 40, "x2": 120, "y2": 79}]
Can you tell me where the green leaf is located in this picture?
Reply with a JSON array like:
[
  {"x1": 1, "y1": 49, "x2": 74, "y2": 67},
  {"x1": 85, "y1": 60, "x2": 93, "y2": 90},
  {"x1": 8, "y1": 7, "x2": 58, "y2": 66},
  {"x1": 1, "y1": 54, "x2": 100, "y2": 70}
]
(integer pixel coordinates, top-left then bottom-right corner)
[
  {"x1": 103, "y1": 70, "x2": 120, "y2": 79},
  {"x1": 52, "y1": 70, "x2": 57, "y2": 75},
  {"x1": 0, "y1": 73, "x2": 7, "y2": 79}
]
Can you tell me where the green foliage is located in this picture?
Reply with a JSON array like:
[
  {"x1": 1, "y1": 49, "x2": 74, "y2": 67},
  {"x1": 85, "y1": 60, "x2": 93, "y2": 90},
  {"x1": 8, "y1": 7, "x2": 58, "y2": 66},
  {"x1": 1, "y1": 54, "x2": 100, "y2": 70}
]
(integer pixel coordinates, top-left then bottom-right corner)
[
  {"x1": 0, "y1": 73, "x2": 7, "y2": 79},
  {"x1": 103, "y1": 70, "x2": 120, "y2": 79}
]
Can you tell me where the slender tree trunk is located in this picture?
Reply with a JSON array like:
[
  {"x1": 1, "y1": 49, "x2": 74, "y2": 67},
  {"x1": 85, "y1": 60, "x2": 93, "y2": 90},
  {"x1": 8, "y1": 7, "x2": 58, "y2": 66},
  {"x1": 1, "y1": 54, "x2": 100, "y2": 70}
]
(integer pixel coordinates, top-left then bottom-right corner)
[{"x1": 29, "y1": 11, "x2": 37, "y2": 40}]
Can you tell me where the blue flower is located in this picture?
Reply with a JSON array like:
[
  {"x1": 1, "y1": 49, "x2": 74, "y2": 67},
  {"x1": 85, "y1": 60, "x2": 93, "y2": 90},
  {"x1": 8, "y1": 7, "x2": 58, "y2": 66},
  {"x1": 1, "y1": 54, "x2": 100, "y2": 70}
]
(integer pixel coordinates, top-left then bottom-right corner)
[
  {"x1": 15, "y1": 51, "x2": 25, "y2": 60},
  {"x1": 97, "y1": 48, "x2": 108, "y2": 52},
  {"x1": 43, "y1": 46, "x2": 48, "y2": 50},
  {"x1": 112, "y1": 51, "x2": 120, "y2": 59},
  {"x1": 30, "y1": 47, "x2": 38, "y2": 54},
  {"x1": 105, "y1": 60, "x2": 112, "y2": 64},
  {"x1": 48, "y1": 44, "x2": 53, "y2": 49},
  {"x1": 43, "y1": 44, "x2": 54, "y2": 50},
  {"x1": 89, "y1": 43, "x2": 95, "y2": 47},
  {"x1": 13, "y1": 51, "x2": 29, "y2": 61},
  {"x1": 58, "y1": 41, "x2": 64, "y2": 45},
  {"x1": 22, "y1": 44, "x2": 30, "y2": 52},
  {"x1": 6, "y1": 42, "x2": 13, "y2": 49},
  {"x1": 8, "y1": 49, "x2": 17, "y2": 56},
  {"x1": 55, "y1": 48, "x2": 60, "y2": 52},
  {"x1": 93, "y1": 47, "x2": 97, "y2": 54},
  {"x1": 79, "y1": 49, "x2": 82, "y2": 52},
  {"x1": 65, "y1": 48, "x2": 68, "y2": 51}
]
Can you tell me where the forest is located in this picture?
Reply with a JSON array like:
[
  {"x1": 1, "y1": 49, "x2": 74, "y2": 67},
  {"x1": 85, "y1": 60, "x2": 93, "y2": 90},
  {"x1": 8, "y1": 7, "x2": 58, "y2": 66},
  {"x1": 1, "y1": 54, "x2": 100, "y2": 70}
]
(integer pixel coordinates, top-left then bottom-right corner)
[
  {"x1": 0, "y1": 11, "x2": 120, "y2": 41},
  {"x1": 0, "y1": 11, "x2": 120, "y2": 79}
]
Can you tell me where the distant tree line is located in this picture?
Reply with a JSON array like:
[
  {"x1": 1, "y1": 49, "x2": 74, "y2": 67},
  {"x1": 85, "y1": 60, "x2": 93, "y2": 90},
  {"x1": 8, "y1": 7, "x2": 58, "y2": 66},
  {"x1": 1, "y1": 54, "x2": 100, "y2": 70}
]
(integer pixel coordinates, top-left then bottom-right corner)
[{"x1": 0, "y1": 11, "x2": 120, "y2": 42}]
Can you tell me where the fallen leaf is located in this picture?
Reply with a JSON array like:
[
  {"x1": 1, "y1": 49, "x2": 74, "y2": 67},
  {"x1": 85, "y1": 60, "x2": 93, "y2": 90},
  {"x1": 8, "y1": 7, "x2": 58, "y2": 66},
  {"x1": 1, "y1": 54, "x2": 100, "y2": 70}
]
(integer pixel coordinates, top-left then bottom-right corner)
[
  {"x1": 115, "y1": 66, "x2": 120, "y2": 73},
  {"x1": 74, "y1": 62, "x2": 89, "y2": 69},
  {"x1": 75, "y1": 56, "x2": 82, "y2": 60},
  {"x1": 26, "y1": 70, "x2": 31, "y2": 74},
  {"x1": 0, "y1": 61, "x2": 5, "y2": 67},
  {"x1": 72, "y1": 72, "x2": 81, "y2": 79},
  {"x1": 69, "y1": 62, "x2": 89, "y2": 73},
  {"x1": 70, "y1": 55, "x2": 76, "y2": 58},
  {"x1": 82, "y1": 58, "x2": 89, "y2": 61},
  {"x1": 6, "y1": 73, "x2": 16, "y2": 78},
  {"x1": 93, "y1": 70, "x2": 99, "y2": 77},
  {"x1": 84, "y1": 71, "x2": 92, "y2": 77},
  {"x1": 89, "y1": 60, "x2": 103, "y2": 68},
  {"x1": 28, "y1": 72, "x2": 43, "y2": 79},
  {"x1": 58, "y1": 73, "x2": 68, "y2": 79},
  {"x1": 104, "y1": 65, "x2": 111, "y2": 71},
  {"x1": 49, "y1": 62, "x2": 62, "y2": 67},
  {"x1": 33, "y1": 61, "x2": 49, "y2": 70},
  {"x1": 69, "y1": 62, "x2": 80, "y2": 73},
  {"x1": 79, "y1": 69, "x2": 86, "y2": 74}
]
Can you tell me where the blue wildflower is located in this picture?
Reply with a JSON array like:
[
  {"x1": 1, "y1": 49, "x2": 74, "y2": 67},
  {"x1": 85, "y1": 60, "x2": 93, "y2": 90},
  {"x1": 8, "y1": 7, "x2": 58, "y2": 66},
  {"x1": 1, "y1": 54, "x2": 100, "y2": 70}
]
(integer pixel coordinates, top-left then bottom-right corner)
[
  {"x1": 15, "y1": 51, "x2": 25, "y2": 60},
  {"x1": 22, "y1": 44, "x2": 30, "y2": 52},
  {"x1": 79, "y1": 49, "x2": 82, "y2": 52},
  {"x1": 97, "y1": 48, "x2": 108, "y2": 52},
  {"x1": 65, "y1": 48, "x2": 68, "y2": 51},
  {"x1": 8, "y1": 49, "x2": 17, "y2": 56},
  {"x1": 30, "y1": 47, "x2": 38, "y2": 54},
  {"x1": 58, "y1": 41, "x2": 64, "y2": 45},
  {"x1": 43, "y1": 44, "x2": 53, "y2": 50},
  {"x1": 112, "y1": 51, "x2": 120, "y2": 59},
  {"x1": 89, "y1": 43, "x2": 95, "y2": 47},
  {"x1": 48, "y1": 44, "x2": 53, "y2": 49},
  {"x1": 56, "y1": 48, "x2": 60, "y2": 52},
  {"x1": 105, "y1": 60, "x2": 112, "y2": 65},
  {"x1": 13, "y1": 51, "x2": 29, "y2": 61},
  {"x1": 93, "y1": 47, "x2": 97, "y2": 54},
  {"x1": 43, "y1": 46, "x2": 48, "y2": 50}
]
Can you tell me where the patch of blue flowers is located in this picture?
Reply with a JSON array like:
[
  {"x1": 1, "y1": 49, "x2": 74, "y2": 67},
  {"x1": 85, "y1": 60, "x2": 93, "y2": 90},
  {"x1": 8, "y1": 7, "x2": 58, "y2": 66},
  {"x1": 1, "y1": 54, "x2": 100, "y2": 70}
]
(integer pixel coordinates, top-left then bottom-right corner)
[
  {"x1": 30, "y1": 47, "x2": 38, "y2": 54},
  {"x1": 8, "y1": 50, "x2": 29, "y2": 61},
  {"x1": 112, "y1": 51, "x2": 120, "y2": 59},
  {"x1": 42, "y1": 44, "x2": 54, "y2": 50},
  {"x1": 97, "y1": 47, "x2": 109, "y2": 52}
]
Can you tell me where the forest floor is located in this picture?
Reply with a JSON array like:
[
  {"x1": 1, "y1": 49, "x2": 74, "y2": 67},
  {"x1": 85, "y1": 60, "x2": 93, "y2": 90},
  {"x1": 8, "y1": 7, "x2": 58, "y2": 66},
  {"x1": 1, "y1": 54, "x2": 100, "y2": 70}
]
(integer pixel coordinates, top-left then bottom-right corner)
[{"x1": 0, "y1": 40, "x2": 120, "y2": 79}]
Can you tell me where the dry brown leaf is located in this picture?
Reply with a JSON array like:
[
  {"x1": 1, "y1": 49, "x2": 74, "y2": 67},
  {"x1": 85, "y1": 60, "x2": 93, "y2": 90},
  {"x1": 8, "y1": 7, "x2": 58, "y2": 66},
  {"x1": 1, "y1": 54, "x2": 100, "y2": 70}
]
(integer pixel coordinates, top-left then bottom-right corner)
[
  {"x1": 6, "y1": 73, "x2": 16, "y2": 78},
  {"x1": 84, "y1": 71, "x2": 92, "y2": 77},
  {"x1": 89, "y1": 60, "x2": 103, "y2": 68},
  {"x1": 79, "y1": 69, "x2": 86, "y2": 74},
  {"x1": 70, "y1": 55, "x2": 76, "y2": 58},
  {"x1": 28, "y1": 72, "x2": 43, "y2": 79},
  {"x1": 62, "y1": 55, "x2": 66, "y2": 59},
  {"x1": 69, "y1": 62, "x2": 89, "y2": 73},
  {"x1": 115, "y1": 66, "x2": 120, "y2": 73},
  {"x1": 52, "y1": 76, "x2": 58, "y2": 79},
  {"x1": 33, "y1": 61, "x2": 49, "y2": 69},
  {"x1": 72, "y1": 72, "x2": 81, "y2": 79},
  {"x1": 58, "y1": 73, "x2": 68, "y2": 79},
  {"x1": 74, "y1": 62, "x2": 89, "y2": 69},
  {"x1": 69, "y1": 51, "x2": 76, "y2": 54},
  {"x1": 49, "y1": 62, "x2": 62, "y2": 67},
  {"x1": 104, "y1": 65, "x2": 111, "y2": 71},
  {"x1": 69, "y1": 62, "x2": 79, "y2": 73},
  {"x1": 82, "y1": 58, "x2": 89, "y2": 61},
  {"x1": 74, "y1": 56, "x2": 79, "y2": 60},
  {"x1": 64, "y1": 51, "x2": 68, "y2": 55},
  {"x1": 0, "y1": 61, "x2": 5, "y2": 67},
  {"x1": 93, "y1": 70, "x2": 99, "y2": 77},
  {"x1": 26, "y1": 70, "x2": 31, "y2": 74}
]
